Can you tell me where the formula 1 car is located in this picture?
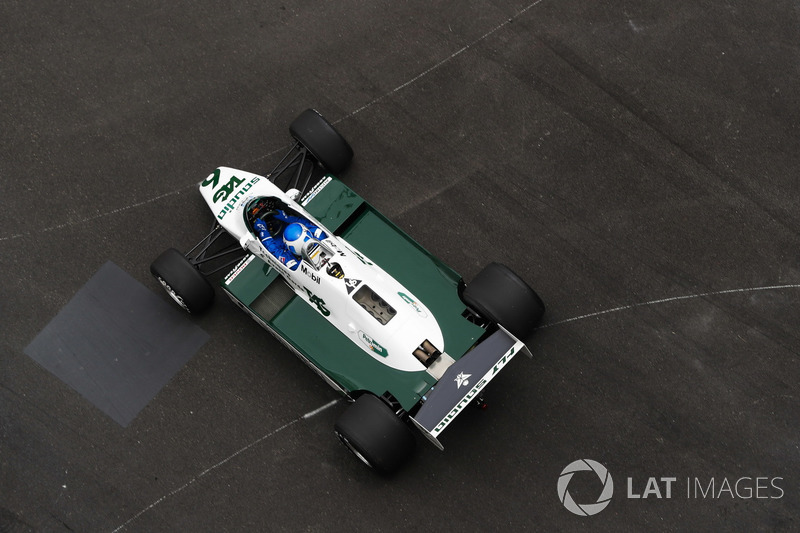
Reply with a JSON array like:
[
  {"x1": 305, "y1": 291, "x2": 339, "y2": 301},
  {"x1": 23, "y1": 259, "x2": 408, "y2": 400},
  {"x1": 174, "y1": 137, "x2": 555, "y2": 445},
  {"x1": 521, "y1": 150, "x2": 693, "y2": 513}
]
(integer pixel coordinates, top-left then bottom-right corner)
[{"x1": 151, "y1": 109, "x2": 545, "y2": 473}]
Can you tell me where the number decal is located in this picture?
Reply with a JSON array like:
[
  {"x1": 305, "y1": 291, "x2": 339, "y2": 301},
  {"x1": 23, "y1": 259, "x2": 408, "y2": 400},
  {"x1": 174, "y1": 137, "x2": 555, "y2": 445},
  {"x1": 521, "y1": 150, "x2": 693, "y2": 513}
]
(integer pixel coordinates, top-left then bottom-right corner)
[{"x1": 201, "y1": 168, "x2": 221, "y2": 188}]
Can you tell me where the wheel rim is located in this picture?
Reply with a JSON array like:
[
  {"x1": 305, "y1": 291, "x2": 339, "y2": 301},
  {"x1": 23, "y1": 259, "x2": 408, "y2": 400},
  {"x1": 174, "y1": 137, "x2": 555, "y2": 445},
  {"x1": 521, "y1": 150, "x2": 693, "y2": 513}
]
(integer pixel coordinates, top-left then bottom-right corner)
[
  {"x1": 157, "y1": 276, "x2": 191, "y2": 313},
  {"x1": 335, "y1": 431, "x2": 372, "y2": 469}
]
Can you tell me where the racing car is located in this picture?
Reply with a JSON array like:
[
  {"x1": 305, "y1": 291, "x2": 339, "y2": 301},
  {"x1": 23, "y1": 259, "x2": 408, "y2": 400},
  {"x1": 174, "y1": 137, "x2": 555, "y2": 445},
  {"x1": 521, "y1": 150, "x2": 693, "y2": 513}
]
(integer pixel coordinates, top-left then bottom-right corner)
[{"x1": 150, "y1": 109, "x2": 545, "y2": 473}]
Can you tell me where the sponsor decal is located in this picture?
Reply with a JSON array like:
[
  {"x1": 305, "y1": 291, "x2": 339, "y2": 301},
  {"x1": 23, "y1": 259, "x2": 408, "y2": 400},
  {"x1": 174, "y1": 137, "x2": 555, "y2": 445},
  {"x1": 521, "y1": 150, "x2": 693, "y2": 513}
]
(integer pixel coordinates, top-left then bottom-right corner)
[
  {"x1": 325, "y1": 240, "x2": 346, "y2": 258},
  {"x1": 344, "y1": 278, "x2": 362, "y2": 295},
  {"x1": 433, "y1": 377, "x2": 487, "y2": 434},
  {"x1": 358, "y1": 330, "x2": 388, "y2": 357},
  {"x1": 398, "y1": 291, "x2": 427, "y2": 318},
  {"x1": 301, "y1": 176, "x2": 332, "y2": 205},
  {"x1": 224, "y1": 255, "x2": 256, "y2": 285},
  {"x1": 347, "y1": 246, "x2": 374, "y2": 266},
  {"x1": 326, "y1": 262, "x2": 345, "y2": 279},
  {"x1": 213, "y1": 175, "x2": 243, "y2": 203},
  {"x1": 219, "y1": 178, "x2": 260, "y2": 219},
  {"x1": 303, "y1": 287, "x2": 330, "y2": 316},
  {"x1": 432, "y1": 344, "x2": 518, "y2": 435},
  {"x1": 201, "y1": 169, "x2": 261, "y2": 220},
  {"x1": 454, "y1": 372, "x2": 471, "y2": 389},
  {"x1": 300, "y1": 264, "x2": 321, "y2": 284}
]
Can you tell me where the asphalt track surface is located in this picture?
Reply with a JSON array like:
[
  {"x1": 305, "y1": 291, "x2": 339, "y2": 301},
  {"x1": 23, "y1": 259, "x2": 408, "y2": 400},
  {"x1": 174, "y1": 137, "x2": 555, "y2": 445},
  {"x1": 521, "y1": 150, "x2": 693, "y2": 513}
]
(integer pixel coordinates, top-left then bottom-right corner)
[{"x1": 2, "y1": 1, "x2": 799, "y2": 531}]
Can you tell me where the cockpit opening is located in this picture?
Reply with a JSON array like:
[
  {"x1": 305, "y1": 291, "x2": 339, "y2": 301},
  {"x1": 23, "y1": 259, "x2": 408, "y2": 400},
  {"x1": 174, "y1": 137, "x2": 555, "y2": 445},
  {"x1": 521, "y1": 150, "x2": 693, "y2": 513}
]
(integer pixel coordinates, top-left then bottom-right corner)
[{"x1": 245, "y1": 196, "x2": 330, "y2": 272}]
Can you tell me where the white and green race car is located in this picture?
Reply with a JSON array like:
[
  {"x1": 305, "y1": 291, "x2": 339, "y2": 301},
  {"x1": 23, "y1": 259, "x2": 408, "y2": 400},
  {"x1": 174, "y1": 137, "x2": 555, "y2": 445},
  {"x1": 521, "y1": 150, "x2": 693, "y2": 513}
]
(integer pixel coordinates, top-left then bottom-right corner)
[{"x1": 151, "y1": 109, "x2": 545, "y2": 473}]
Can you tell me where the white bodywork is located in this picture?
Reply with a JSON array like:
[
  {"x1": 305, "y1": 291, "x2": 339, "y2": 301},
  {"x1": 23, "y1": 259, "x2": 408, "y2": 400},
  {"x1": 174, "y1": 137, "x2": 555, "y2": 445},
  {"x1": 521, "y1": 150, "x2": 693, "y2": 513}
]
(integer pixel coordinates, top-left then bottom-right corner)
[{"x1": 200, "y1": 167, "x2": 443, "y2": 372}]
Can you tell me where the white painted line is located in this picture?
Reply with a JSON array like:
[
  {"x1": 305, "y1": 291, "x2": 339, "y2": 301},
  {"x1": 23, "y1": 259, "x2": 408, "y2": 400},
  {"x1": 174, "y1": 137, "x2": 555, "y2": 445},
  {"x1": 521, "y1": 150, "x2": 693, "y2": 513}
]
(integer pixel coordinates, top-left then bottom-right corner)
[
  {"x1": 0, "y1": 185, "x2": 193, "y2": 243},
  {"x1": 334, "y1": 1, "x2": 547, "y2": 124},
  {"x1": 539, "y1": 284, "x2": 800, "y2": 329},
  {"x1": 1, "y1": 2, "x2": 548, "y2": 244},
  {"x1": 111, "y1": 398, "x2": 340, "y2": 532},
  {"x1": 303, "y1": 398, "x2": 341, "y2": 419}
]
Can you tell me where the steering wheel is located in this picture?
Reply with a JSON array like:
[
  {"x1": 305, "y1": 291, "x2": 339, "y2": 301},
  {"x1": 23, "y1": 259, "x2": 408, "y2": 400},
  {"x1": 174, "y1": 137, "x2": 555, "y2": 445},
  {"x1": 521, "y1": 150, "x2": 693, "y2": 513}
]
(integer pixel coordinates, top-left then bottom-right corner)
[{"x1": 265, "y1": 213, "x2": 284, "y2": 238}]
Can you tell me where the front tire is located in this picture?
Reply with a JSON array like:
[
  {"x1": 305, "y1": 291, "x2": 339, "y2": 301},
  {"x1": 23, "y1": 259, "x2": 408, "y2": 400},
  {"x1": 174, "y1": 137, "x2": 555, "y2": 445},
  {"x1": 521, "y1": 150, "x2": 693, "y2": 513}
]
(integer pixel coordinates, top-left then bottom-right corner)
[
  {"x1": 289, "y1": 109, "x2": 353, "y2": 175},
  {"x1": 334, "y1": 394, "x2": 416, "y2": 474},
  {"x1": 461, "y1": 262, "x2": 545, "y2": 340},
  {"x1": 150, "y1": 248, "x2": 214, "y2": 314}
]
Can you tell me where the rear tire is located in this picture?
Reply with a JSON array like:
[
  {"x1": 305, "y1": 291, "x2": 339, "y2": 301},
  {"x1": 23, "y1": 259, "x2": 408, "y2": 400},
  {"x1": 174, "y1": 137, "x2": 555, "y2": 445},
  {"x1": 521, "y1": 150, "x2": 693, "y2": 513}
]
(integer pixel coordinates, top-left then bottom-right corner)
[
  {"x1": 150, "y1": 248, "x2": 214, "y2": 314},
  {"x1": 461, "y1": 262, "x2": 545, "y2": 339},
  {"x1": 289, "y1": 109, "x2": 353, "y2": 175},
  {"x1": 334, "y1": 394, "x2": 416, "y2": 474}
]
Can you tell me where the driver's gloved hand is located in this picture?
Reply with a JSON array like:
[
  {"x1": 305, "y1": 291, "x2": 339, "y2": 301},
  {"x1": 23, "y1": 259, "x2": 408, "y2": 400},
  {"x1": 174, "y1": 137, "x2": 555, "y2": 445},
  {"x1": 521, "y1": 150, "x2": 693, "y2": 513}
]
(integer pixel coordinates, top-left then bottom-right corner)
[{"x1": 254, "y1": 218, "x2": 269, "y2": 238}]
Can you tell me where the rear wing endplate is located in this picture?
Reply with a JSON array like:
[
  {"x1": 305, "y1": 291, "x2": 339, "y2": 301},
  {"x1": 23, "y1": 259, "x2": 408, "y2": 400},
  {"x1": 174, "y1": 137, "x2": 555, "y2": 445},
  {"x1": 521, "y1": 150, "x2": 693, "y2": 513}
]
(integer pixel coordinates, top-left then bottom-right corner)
[{"x1": 411, "y1": 327, "x2": 531, "y2": 450}]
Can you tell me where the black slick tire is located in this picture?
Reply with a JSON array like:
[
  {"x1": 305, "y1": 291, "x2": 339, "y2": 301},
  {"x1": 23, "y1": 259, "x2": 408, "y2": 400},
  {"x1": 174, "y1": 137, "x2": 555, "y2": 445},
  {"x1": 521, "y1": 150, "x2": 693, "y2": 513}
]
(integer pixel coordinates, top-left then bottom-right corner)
[
  {"x1": 334, "y1": 394, "x2": 416, "y2": 474},
  {"x1": 289, "y1": 109, "x2": 353, "y2": 175},
  {"x1": 150, "y1": 248, "x2": 214, "y2": 314},
  {"x1": 461, "y1": 262, "x2": 545, "y2": 340}
]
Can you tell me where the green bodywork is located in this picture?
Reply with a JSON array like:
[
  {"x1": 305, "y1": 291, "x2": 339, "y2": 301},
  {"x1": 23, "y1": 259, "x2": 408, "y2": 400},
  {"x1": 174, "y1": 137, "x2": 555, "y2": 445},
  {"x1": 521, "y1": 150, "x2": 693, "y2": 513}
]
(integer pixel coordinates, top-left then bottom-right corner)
[{"x1": 222, "y1": 176, "x2": 485, "y2": 411}]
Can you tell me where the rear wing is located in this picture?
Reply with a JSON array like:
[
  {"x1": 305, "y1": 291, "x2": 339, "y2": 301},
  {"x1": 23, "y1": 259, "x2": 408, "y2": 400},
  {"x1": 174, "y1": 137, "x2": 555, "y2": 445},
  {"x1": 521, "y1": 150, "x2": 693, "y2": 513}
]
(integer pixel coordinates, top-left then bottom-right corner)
[{"x1": 411, "y1": 327, "x2": 531, "y2": 450}]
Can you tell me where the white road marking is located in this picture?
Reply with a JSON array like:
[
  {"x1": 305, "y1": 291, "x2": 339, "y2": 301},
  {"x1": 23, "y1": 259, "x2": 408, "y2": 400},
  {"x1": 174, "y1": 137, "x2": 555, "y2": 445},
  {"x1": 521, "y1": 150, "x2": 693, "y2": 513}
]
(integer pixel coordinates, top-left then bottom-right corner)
[
  {"x1": 111, "y1": 399, "x2": 340, "y2": 532},
  {"x1": 539, "y1": 284, "x2": 800, "y2": 329},
  {"x1": 335, "y1": 1, "x2": 547, "y2": 123},
  {"x1": 0, "y1": 186, "x2": 193, "y2": 243},
  {"x1": 110, "y1": 282, "x2": 800, "y2": 531},
  {"x1": 20, "y1": 2, "x2": 795, "y2": 529},
  {"x1": 302, "y1": 398, "x2": 340, "y2": 419},
  {"x1": 0, "y1": 3, "x2": 546, "y2": 244}
]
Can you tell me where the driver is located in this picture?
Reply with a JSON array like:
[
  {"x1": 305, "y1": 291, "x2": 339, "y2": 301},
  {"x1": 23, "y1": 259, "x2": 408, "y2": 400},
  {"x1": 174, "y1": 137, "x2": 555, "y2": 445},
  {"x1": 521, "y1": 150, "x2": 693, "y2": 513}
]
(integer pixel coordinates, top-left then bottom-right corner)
[{"x1": 254, "y1": 209, "x2": 328, "y2": 270}]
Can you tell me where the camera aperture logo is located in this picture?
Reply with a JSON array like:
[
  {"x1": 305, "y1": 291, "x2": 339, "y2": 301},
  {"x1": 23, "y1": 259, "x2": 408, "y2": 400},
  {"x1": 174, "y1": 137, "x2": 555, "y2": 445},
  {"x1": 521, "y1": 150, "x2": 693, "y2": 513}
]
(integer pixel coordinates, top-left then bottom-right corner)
[
  {"x1": 558, "y1": 459, "x2": 614, "y2": 516},
  {"x1": 558, "y1": 459, "x2": 785, "y2": 516}
]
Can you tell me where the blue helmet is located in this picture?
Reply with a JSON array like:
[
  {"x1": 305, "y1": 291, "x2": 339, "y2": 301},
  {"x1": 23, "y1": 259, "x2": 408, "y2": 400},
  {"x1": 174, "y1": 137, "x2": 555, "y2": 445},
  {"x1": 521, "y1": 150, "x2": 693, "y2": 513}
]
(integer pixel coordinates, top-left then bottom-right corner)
[{"x1": 283, "y1": 222, "x2": 314, "y2": 256}]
